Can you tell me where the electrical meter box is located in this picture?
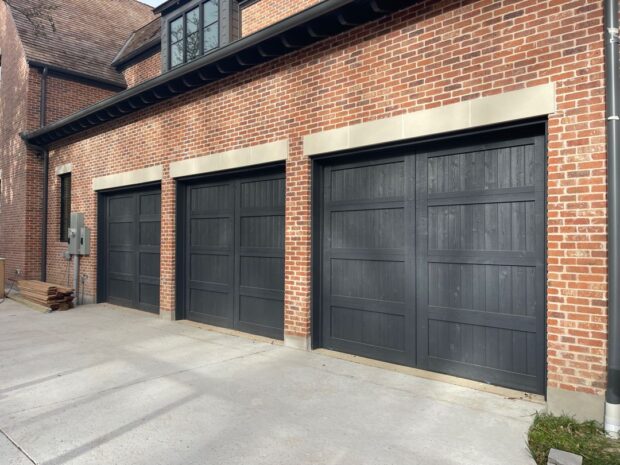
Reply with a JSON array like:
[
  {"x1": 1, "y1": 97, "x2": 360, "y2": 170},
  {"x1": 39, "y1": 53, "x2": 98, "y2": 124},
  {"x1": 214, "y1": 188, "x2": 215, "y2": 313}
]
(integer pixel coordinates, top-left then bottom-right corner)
[
  {"x1": 67, "y1": 213, "x2": 91, "y2": 256},
  {"x1": 68, "y1": 213, "x2": 84, "y2": 255},
  {"x1": 79, "y1": 227, "x2": 91, "y2": 256}
]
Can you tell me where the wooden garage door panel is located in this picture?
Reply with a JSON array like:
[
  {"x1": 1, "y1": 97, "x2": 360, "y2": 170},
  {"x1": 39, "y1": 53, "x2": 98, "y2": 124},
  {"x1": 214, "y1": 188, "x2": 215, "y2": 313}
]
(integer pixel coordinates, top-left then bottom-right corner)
[
  {"x1": 428, "y1": 202, "x2": 537, "y2": 253},
  {"x1": 426, "y1": 144, "x2": 536, "y2": 194},
  {"x1": 104, "y1": 188, "x2": 161, "y2": 314},
  {"x1": 321, "y1": 157, "x2": 414, "y2": 366},
  {"x1": 186, "y1": 182, "x2": 235, "y2": 326},
  {"x1": 240, "y1": 177, "x2": 285, "y2": 209},
  {"x1": 416, "y1": 136, "x2": 545, "y2": 393},
  {"x1": 320, "y1": 131, "x2": 545, "y2": 394},
  {"x1": 237, "y1": 175, "x2": 285, "y2": 339},
  {"x1": 329, "y1": 161, "x2": 405, "y2": 202},
  {"x1": 184, "y1": 170, "x2": 285, "y2": 339}
]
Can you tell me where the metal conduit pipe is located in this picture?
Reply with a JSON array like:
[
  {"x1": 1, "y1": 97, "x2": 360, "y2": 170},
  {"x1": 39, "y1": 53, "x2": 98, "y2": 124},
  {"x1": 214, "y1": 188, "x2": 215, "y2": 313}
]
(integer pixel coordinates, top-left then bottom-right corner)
[{"x1": 604, "y1": 0, "x2": 620, "y2": 438}]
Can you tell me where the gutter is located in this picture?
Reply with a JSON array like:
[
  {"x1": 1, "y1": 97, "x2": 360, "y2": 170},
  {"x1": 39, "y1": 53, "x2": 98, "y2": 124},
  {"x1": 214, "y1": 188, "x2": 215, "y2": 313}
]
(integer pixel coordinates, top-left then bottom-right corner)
[
  {"x1": 28, "y1": 60, "x2": 126, "y2": 91},
  {"x1": 39, "y1": 67, "x2": 49, "y2": 283},
  {"x1": 22, "y1": 0, "x2": 416, "y2": 147},
  {"x1": 604, "y1": 0, "x2": 620, "y2": 438}
]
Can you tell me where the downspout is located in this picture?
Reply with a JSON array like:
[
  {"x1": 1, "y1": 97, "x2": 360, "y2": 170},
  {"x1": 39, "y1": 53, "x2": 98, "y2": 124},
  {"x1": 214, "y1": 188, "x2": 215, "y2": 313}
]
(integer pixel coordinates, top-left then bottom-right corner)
[
  {"x1": 604, "y1": 0, "x2": 620, "y2": 438},
  {"x1": 39, "y1": 67, "x2": 48, "y2": 283}
]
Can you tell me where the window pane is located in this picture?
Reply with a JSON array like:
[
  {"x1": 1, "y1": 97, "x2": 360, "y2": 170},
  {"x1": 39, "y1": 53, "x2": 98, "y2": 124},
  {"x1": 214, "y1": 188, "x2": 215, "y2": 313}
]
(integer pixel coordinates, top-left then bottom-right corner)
[
  {"x1": 203, "y1": 0, "x2": 219, "y2": 25},
  {"x1": 186, "y1": 7, "x2": 200, "y2": 34},
  {"x1": 60, "y1": 174, "x2": 71, "y2": 242},
  {"x1": 187, "y1": 32, "x2": 200, "y2": 61},
  {"x1": 171, "y1": 40, "x2": 184, "y2": 67},
  {"x1": 203, "y1": 24, "x2": 218, "y2": 53},
  {"x1": 170, "y1": 17, "x2": 184, "y2": 44}
]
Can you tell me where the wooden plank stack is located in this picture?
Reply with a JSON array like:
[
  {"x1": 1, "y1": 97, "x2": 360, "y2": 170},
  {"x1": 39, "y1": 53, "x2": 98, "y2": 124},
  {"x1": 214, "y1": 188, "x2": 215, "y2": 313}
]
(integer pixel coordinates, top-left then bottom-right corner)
[{"x1": 17, "y1": 280, "x2": 75, "y2": 311}]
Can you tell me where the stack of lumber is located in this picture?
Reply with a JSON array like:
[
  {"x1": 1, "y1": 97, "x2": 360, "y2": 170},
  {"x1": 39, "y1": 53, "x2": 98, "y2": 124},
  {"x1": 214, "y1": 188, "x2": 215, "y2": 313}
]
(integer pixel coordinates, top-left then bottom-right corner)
[{"x1": 17, "y1": 280, "x2": 75, "y2": 311}]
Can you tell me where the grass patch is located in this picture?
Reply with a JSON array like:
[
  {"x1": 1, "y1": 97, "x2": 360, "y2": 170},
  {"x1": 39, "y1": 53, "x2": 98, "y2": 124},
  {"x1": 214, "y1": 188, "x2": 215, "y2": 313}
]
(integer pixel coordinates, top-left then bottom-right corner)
[{"x1": 528, "y1": 413, "x2": 620, "y2": 465}]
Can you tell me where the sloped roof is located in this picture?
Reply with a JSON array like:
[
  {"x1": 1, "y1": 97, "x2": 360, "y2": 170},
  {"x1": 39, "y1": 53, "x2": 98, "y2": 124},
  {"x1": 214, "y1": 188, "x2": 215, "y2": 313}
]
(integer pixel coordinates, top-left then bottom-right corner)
[
  {"x1": 112, "y1": 18, "x2": 160, "y2": 68},
  {"x1": 9, "y1": 0, "x2": 156, "y2": 87}
]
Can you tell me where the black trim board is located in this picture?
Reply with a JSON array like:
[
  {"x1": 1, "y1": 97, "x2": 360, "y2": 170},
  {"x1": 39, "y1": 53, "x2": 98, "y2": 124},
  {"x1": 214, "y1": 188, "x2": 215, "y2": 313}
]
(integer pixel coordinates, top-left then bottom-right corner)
[{"x1": 238, "y1": 0, "x2": 260, "y2": 8}]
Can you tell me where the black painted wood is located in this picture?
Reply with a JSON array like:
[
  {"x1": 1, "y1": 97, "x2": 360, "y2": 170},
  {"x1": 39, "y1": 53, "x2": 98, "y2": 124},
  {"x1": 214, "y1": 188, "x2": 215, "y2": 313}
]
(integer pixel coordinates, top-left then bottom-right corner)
[
  {"x1": 102, "y1": 187, "x2": 161, "y2": 314},
  {"x1": 321, "y1": 156, "x2": 415, "y2": 365},
  {"x1": 318, "y1": 131, "x2": 546, "y2": 394},
  {"x1": 417, "y1": 135, "x2": 546, "y2": 394},
  {"x1": 182, "y1": 168, "x2": 285, "y2": 339}
]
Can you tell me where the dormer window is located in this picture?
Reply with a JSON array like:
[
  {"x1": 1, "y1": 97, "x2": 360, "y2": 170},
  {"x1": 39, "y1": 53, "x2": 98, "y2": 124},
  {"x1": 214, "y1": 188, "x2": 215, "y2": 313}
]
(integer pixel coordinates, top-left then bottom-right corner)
[
  {"x1": 160, "y1": 0, "x2": 239, "y2": 72},
  {"x1": 169, "y1": 0, "x2": 220, "y2": 68}
]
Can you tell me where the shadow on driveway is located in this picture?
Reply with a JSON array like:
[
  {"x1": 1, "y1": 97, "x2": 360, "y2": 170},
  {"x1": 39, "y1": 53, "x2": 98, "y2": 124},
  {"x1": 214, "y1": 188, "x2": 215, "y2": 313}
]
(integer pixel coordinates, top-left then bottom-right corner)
[{"x1": 0, "y1": 301, "x2": 539, "y2": 465}]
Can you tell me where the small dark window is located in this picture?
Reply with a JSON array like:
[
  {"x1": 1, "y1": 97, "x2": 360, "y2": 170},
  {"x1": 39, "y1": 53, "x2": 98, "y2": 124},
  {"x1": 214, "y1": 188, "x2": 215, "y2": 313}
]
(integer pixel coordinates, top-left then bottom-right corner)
[
  {"x1": 59, "y1": 173, "x2": 71, "y2": 242},
  {"x1": 169, "y1": 0, "x2": 220, "y2": 68}
]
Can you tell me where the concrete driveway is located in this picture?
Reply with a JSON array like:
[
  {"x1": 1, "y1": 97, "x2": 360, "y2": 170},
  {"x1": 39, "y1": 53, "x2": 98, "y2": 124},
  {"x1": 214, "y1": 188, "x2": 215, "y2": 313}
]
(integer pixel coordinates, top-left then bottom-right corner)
[{"x1": 0, "y1": 300, "x2": 539, "y2": 465}]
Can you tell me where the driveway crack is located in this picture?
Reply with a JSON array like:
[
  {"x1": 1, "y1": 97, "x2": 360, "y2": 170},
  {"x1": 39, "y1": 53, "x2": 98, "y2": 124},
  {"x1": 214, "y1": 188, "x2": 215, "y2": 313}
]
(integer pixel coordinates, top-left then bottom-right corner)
[{"x1": 0, "y1": 426, "x2": 38, "y2": 464}]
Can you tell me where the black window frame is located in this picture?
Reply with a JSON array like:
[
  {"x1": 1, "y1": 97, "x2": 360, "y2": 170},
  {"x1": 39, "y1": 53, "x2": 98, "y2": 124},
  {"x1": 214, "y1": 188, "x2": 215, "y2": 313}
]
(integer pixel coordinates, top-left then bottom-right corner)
[
  {"x1": 168, "y1": 0, "x2": 221, "y2": 69},
  {"x1": 59, "y1": 173, "x2": 71, "y2": 243}
]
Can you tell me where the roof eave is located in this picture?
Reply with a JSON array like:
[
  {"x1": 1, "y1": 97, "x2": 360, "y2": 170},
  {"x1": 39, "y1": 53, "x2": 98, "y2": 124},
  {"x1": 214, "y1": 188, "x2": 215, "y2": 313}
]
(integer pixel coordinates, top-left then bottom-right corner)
[
  {"x1": 23, "y1": 0, "x2": 417, "y2": 147},
  {"x1": 153, "y1": 0, "x2": 188, "y2": 15},
  {"x1": 27, "y1": 60, "x2": 127, "y2": 90}
]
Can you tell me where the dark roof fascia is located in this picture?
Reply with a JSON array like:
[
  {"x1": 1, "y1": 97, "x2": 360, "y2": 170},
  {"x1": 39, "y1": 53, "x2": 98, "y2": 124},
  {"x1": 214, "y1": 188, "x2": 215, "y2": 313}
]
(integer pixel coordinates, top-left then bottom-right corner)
[
  {"x1": 153, "y1": 0, "x2": 191, "y2": 14},
  {"x1": 112, "y1": 38, "x2": 162, "y2": 69},
  {"x1": 28, "y1": 60, "x2": 127, "y2": 91},
  {"x1": 238, "y1": 0, "x2": 261, "y2": 8},
  {"x1": 22, "y1": 0, "x2": 417, "y2": 147}
]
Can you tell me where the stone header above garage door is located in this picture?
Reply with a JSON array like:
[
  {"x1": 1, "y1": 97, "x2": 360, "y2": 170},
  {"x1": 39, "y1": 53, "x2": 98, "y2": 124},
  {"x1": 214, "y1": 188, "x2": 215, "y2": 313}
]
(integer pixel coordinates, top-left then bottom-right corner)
[
  {"x1": 169, "y1": 140, "x2": 289, "y2": 179},
  {"x1": 92, "y1": 165, "x2": 164, "y2": 191},
  {"x1": 303, "y1": 84, "x2": 556, "y2": 157}
]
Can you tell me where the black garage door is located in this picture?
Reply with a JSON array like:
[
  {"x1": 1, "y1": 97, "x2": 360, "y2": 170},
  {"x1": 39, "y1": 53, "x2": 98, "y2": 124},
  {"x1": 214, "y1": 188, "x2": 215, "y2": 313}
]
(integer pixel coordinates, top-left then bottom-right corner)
[
  {"x1": 318, "y1": 129, "x2": 545, "y2": 393},
  {"x1": 179, "y1": 168, "x2": 285, "y2": 339},
  {"x1": 100, "y1": 186, "x2": 161, "y2": 313}
]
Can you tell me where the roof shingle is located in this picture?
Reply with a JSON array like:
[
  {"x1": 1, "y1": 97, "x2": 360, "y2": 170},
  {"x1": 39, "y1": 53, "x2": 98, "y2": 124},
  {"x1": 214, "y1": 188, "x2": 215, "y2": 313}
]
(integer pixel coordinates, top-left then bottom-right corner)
[{"x1": 9, "y1": 0, "x2": 156, "y2": 87}]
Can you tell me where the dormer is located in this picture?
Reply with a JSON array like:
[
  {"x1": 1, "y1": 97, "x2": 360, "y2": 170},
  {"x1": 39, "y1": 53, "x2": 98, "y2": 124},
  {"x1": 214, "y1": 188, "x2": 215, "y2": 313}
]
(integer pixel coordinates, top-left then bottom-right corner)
[{"x1": 155, "y1": 0, "x2": 241, "y2": 72}]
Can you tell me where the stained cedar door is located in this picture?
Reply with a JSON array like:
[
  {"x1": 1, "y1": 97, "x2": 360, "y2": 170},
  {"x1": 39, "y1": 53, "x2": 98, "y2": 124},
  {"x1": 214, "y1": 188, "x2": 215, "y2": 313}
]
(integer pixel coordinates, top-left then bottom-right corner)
[
  {"x1": 320, "y1": 132, "x2": 545, "y2": 393},
  {"x1": 103, "y1": 187, "x2": 161, "y2": 313},
  {"x1": 184, "y1": 170, "x2": 285, "y2": 339}
]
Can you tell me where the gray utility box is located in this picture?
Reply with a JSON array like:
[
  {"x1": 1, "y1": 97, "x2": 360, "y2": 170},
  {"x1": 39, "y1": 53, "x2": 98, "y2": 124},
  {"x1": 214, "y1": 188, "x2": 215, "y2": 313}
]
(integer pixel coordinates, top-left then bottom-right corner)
[
  {"x1": 68, "y1": 213, "x2": 91, "y2": 256},
  {"x1": 79, "y1": 227, "x2": 91, "y2": 256}
]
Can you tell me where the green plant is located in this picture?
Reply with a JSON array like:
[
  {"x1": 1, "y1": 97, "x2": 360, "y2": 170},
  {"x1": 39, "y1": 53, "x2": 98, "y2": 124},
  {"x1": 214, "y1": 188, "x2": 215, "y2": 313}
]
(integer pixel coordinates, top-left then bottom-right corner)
[{"x1": 528, "y1": 413, "x2": 620, "y2": 465}]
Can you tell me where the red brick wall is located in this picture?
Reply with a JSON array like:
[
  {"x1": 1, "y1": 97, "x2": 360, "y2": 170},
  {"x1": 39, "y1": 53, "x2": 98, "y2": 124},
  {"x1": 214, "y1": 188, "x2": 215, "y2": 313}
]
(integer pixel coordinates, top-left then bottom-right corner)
[
  {"x1": 45, "y1": 74, "x2": 115, "y2": 124},
  {"x1": 0, "y1": 2, "x2": 122, "y2": 284},
  {"x1": 19, "y1": 70, "x2": 118, "y2": 283},
  {"x1": 122, "y1": 51, "x2": 162, "y2": 88},
  {"x1": 0, "y1": 2, "x2": 35, "y2": 282},
  {"x1": 241, "y1": 0, "x2": 321, "y2": 36},
  {"x1": 45, "y1": 0, "x2": 608, "y2": 397}
]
